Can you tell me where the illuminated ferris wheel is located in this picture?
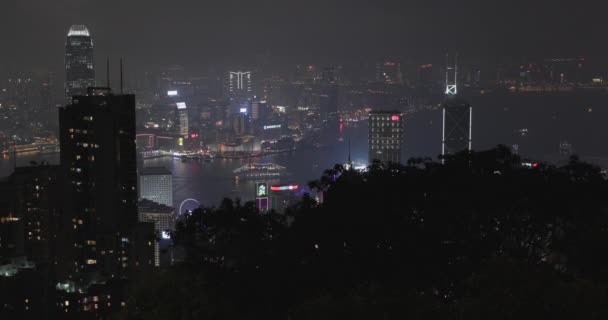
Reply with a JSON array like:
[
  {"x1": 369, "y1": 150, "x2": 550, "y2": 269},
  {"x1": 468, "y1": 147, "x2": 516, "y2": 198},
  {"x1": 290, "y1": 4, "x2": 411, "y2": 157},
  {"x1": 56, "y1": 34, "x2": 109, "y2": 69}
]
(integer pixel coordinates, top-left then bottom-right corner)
[{"x1": 178, "y1": 198, "x2": 201, "y2": 215}]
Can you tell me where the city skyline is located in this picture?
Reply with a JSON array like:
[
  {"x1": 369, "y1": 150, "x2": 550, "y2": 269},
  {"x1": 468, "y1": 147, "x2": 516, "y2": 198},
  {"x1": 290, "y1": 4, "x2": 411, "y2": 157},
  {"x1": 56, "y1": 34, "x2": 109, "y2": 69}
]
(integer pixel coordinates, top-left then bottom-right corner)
[{"x1": 2, "y1": 2, "x2": 608, "y2": 318}]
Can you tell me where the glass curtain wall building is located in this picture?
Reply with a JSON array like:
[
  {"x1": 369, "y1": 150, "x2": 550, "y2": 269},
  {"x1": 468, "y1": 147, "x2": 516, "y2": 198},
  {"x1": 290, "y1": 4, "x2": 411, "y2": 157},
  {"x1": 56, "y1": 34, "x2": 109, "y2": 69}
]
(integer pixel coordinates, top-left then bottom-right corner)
[{"x1": 65, "y1": 25, "x2": 95, "y2": 103}]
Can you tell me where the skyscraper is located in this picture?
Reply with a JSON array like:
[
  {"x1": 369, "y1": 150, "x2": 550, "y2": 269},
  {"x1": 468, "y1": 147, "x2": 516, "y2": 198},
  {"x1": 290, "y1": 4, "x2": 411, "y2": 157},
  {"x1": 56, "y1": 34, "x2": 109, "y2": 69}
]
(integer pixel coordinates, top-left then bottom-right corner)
[
  {"x1": 58, "y1": 87, "x2": 152, "y2": 313},
  {"x1": 139, "y1": 167, "x2": 173, "y2": 208},
  {"x1": 442, "y1": 97, "x2": 472, "y2": 156},
  {"x1": 227, "y1": 71, "x2": 253, "y2": 101},
  {"x1": 319, "y1": 85, "x2": 338, "y2": 122},
  {"x1": 318, "y1": 67, "x2": 339, "y2": 123},
  {"x1": 177, "y1": 102, "x2": 189, "y2": 136},
  {"x1": 138, "y1": 199, "x2": 175, "y2": 267},
  {"x1": 368, "y1": 111, "x2": 404, "y2": 164},
  {"x1": 65, "y1": 25, "x2": 95, "y2": 103},
  {"x1": 442, "y1": 54, "x2": 472, "y2": 157}
]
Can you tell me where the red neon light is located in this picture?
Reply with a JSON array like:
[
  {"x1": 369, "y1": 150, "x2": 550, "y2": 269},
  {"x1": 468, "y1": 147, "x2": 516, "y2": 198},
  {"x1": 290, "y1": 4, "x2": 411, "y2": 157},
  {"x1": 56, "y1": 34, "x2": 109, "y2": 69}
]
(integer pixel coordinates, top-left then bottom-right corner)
[
  {"x1": 270, "y1": 185, "x2": 299, "y2": 191},
  {"x1": 391, "y1": 115, "x2": 400, "y2": 121},
  {"x1": 384, "y1": 62, "x2": 397, "y2": 67}
]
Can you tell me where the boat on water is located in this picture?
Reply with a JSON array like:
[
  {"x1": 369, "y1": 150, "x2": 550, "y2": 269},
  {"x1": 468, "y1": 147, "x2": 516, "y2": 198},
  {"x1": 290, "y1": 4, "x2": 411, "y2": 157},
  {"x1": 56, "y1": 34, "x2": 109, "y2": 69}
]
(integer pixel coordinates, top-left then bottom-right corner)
[{"x1": 233, "y1": 163, "x2": 290, "y2": 180}]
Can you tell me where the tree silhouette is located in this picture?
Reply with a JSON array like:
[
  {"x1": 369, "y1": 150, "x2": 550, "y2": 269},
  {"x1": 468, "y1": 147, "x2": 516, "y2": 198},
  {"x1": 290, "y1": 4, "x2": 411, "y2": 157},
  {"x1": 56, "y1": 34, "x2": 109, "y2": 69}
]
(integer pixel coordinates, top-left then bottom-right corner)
[{"x1": 121, "y1": 146, "x2": 608, "y2": 319}]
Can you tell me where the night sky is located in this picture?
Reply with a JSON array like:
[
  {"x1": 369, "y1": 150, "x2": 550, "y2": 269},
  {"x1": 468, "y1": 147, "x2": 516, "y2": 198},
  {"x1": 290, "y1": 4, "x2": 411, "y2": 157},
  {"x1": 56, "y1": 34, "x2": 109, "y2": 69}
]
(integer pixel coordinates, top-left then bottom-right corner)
[{"x1": 0, "y1": 0, "x2": 606, "y2": 74}]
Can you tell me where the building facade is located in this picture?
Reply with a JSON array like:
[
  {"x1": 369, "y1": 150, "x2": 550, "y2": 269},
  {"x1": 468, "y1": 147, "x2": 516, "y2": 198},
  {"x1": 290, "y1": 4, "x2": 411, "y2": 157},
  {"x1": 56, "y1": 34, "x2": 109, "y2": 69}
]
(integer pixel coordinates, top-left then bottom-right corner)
[
  {"x1": 368, "y1": 111, "x2": 404, "y2": 164},
  {"x1": 58, "y1": 88, "x2": 153, "y2": 315},
  {"x1": 139, "y1": 167, "x2": 173, "y2": 208},
  {"x1": 138, "y1": 199, "x2": 175, "y2": 267},
  {"x1": 228, "y1": 71, "x2": 253, "y2": 98},
  {"x1": 442, "y1": 96, "x2": 472, "y2": 156},
  {"x1": 65, "y1": 25, "x2": 95, "y2": 103}
]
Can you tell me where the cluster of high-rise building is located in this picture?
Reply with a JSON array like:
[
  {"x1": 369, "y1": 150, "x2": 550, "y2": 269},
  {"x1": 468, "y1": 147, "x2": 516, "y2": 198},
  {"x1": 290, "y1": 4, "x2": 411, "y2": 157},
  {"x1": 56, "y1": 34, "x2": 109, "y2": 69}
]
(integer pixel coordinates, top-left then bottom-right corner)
[
  {"x1": 2, "y1": 19, "x2": 608, "y2": 319},
  {"x1": 0, "y1": 25, "x2": 166, "y2": 319},
  {"x1": 367, "y1": 54, "x2": 472, "y2": 165}
]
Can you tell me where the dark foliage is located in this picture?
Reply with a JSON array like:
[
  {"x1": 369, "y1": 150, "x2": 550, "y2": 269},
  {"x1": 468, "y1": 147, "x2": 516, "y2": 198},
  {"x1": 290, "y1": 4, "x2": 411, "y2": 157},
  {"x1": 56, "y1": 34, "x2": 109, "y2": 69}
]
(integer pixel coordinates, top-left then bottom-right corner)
[{"x1": 121, "y1": 146, "x2": 608, "y2": 319}]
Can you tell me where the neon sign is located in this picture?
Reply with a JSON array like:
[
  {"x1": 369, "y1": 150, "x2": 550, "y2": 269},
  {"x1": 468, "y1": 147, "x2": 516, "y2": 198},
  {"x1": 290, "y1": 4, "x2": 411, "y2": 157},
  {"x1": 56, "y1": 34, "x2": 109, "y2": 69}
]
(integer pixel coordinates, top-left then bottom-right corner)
[
  {"x1": 256, "y1": 182, "x2": 268, "y2": 197},
  {"x1": 391, "y1": 115, "x2": 400, "y2": 121},
  {"x1": 270, "y1": 185, "x2": 299, "y2": 191}
]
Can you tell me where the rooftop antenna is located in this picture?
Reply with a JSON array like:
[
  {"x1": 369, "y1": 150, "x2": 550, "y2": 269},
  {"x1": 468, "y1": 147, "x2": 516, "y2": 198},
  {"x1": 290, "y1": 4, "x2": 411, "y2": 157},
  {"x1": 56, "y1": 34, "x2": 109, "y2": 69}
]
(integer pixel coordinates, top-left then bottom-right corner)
[
  {"x1": 120, "y1": 58, "x2": 124, "y2": 94},
  {"x1": 445, "y1": 52, "x2": 449, "y2": 91},
  {"x1": 455, "y1": 52, "x2": 458, "y2": 91},
  {"x1": 106, "y1": 57, "x2": 111, "y2": 89}
]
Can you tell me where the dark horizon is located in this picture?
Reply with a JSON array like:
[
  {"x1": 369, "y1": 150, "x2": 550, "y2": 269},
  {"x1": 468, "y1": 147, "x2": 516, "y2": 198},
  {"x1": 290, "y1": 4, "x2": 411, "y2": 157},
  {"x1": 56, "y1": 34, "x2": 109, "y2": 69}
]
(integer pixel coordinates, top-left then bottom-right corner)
[{"x1": 1, "y1": 0, "x2": 607, "y2": 76}]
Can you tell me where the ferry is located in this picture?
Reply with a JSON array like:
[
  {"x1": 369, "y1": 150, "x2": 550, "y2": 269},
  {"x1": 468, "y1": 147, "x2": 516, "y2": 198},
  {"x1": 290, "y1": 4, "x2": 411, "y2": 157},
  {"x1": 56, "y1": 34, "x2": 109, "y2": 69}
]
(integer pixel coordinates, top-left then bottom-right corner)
[{"x1": 233, "y1": 163, "x2": 290, "y2": 180}]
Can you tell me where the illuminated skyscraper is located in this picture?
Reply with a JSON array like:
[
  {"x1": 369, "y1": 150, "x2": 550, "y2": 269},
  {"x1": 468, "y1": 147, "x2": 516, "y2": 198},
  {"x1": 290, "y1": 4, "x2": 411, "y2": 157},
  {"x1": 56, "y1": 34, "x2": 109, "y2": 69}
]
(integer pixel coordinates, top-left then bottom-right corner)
[
  {"x1": 65, "y1": 25, "x2": 95, "y2": 103},
  {"x1": 139, "y1": 167, "x2": 173, "y2": 208},
  {"x1": 176, "y1": 102, "x2": 189, "y2": 136},
  {"x1": 442, "y1": 53, "x2": 472, "y2": 157},
  {"x1": 368, "y1": 111, "x2": 404, "y2": 164},
  {"x1": 228, "y1": 71, "x2": 253, "y2": 99},
  {"x1": 227, "y1": 71, "x2": 253, "y2": 115}
]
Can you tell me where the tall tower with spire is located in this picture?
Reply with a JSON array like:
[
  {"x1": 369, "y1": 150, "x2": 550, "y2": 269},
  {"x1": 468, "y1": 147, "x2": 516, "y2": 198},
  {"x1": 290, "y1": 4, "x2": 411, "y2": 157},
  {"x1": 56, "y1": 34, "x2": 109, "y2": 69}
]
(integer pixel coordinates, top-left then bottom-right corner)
[
  {"x1": 442, "y1": 53, "x2": 472, "y2": 158},
  {"x1": 65, "y1": 25, "x2": 95, "y2": 103}
]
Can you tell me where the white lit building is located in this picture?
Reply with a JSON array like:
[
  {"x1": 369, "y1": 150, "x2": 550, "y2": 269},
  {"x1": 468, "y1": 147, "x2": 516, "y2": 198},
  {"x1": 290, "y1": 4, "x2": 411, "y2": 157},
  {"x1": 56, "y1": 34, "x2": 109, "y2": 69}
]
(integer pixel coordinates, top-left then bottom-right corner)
[
  {"x1": 139, "y1": 167, "x2": 173, "y2": 207},
  {"x1": 368, "y1": 111, "x2": 405, "y2": 164},
  {"x1": 137, "y1": 199, "x2": 175, "y2": 267}
]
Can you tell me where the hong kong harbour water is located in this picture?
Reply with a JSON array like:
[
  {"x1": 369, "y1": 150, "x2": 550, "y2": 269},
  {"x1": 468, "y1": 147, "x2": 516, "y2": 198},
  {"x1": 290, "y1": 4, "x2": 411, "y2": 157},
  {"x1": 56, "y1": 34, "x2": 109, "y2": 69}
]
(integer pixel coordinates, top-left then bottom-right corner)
[
  {"x1": 5, "y1": 90, "x2": 608, "y2": 211},
  {"x1": 0, "y1": 124, "x2": 369, "y2": 212}
]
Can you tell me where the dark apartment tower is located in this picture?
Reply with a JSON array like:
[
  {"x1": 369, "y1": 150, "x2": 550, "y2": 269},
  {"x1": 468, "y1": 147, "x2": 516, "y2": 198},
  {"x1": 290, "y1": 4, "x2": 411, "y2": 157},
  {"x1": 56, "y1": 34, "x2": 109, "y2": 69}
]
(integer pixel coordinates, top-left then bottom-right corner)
[
  {"x1": 9, "y1": 166, "x2": 62, "y2": 267},
  {"x1": 318, "y1": 67, "x2": 339, "y2": 123},
  {"x1": 368, "y1": 111, "x2": 404, "y2": 164},
  {"x1": 65, "y1": 25, "x2": 95, "y2": 103},
  {"x1": 319, "y1": 85, "x2": 338, "y2": 122},
  {"x1": 58, "y1": 88, "x2": 146, "y2": 291}
]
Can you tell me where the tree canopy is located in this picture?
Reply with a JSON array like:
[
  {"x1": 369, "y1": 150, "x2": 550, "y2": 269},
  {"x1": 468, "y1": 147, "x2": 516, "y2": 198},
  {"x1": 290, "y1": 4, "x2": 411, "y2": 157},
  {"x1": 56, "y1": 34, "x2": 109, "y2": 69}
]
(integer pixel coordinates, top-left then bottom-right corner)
[{"x1": 120, "y1": 146, "x2": 608, "y2": 320}]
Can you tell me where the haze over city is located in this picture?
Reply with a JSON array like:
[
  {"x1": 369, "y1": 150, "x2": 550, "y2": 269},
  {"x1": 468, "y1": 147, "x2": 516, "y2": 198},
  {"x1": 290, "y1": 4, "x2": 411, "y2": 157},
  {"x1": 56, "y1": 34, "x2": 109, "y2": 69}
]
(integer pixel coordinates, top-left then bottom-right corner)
[{"x1": 2, "y1": 1, "x2": 608, "y2": 319}]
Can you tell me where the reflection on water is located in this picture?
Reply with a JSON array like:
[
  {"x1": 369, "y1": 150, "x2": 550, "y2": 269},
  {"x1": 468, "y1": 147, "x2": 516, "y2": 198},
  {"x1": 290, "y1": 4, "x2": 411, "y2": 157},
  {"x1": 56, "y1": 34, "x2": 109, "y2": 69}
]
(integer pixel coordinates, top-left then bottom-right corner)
[
  {"x1": 5, "y1": 89, "x2": 608, "y2": 211},
  {"x1": 144, "y1": 126, "x2": 365, "y2": 210},
  {"x1": 0, "y1": 126, "x2": 366, "y2": 212}
]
